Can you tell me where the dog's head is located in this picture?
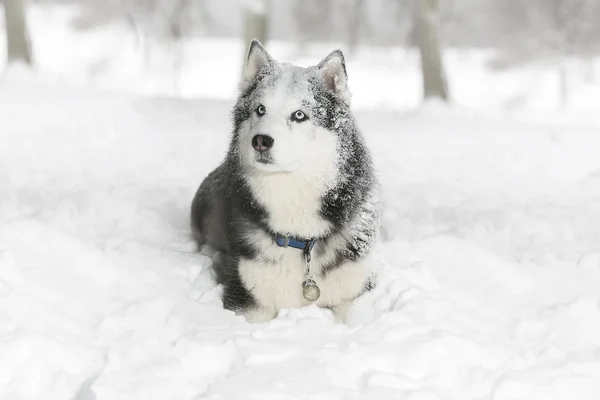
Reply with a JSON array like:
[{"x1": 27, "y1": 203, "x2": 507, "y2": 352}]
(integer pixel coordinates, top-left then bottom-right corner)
[{"x1": 232, "y1": 40, "x2": 353, "y2": 177}]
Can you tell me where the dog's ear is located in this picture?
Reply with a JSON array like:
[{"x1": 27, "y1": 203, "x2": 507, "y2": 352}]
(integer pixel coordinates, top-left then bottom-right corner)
[
  {"x1": 242, "y1": 39, "x2": 275, "y2": 91},
  {"x1": 317, "y1": 50, "x2": 349, "y2": 97}
]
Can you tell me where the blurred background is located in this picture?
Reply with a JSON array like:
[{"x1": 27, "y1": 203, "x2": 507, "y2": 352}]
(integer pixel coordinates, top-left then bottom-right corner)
[{"x1": 2, "y1": 0, "x2": 600, "y2": 114}]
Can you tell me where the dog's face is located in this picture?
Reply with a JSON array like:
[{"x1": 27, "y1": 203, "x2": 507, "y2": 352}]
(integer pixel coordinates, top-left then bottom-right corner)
[{"x1": 233, "y1": 40, "x2": 352, "y2": 177}]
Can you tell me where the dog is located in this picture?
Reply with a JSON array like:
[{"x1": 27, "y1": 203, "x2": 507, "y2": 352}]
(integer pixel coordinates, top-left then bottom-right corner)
[{"x1": 190, "y1": 39, "x2": 380, "y2": 323}]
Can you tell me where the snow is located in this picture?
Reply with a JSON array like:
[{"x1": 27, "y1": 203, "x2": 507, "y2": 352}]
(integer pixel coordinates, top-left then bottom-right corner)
[
  {"x1": 3, "y1": 5, "x2": 600, "y2": 399},
  {"x1": 2, "y1": 75, "x2": 600, "y2": 399}
]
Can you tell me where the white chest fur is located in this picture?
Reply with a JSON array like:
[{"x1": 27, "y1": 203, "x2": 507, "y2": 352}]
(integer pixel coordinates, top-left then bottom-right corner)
[{"x1": 246, "y1": 171, "x2": 332, "y2": 238}]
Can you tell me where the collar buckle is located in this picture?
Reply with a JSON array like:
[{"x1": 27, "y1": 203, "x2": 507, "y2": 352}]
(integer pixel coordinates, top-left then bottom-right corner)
[{"x1": 303, "y1": 238, "x2": 317, "y2": 264}]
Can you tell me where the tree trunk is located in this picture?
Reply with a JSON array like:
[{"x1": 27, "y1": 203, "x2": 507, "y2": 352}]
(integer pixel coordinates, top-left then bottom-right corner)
[
  {"x1": 168, "y1": 0, "x2": 188, "y2": 97},
  {"x1": 347, "y1": 0, "x2": 365, "y2": 55},
  {"x1": 558, "y1": 61, "x2": 568, "y2": 110},
  {"x1": 243, "y1": 1, "x2": 268, "y2": 67},
  {"x1": 415, "y1": 0, "x2": 448, "y2": 101},
  {"x1": 3, "y1": 0, "x2": 32, "y2": 65}
]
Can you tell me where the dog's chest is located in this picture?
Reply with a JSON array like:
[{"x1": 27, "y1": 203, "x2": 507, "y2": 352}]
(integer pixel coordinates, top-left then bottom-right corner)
[
  {"x1": 247, "y1": 173, "x2": 332, "y2": 238},
  {"x1": 237, "y1": 232, "x2": 369, "y2": 310}
]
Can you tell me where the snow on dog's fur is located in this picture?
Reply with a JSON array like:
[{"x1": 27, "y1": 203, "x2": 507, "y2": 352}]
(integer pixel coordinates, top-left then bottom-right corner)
[{"x1": 191, "y1": 40, "x2": 380, "y2": 323}]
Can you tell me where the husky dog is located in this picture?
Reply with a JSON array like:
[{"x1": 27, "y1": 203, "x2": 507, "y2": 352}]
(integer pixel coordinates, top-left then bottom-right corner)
[{"x1": 191, "y1": 40, "x2": 380, "y2": 323}]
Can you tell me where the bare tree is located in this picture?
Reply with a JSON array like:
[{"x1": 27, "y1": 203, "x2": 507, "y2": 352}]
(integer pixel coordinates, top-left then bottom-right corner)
[
  {"x1": 243, "y1": 0, "x2": 269, "y2": 63},
  {"x1": 71, "y1": 0, "x2": 210, "y2": 95},
  {"x1": 415, "y1": 0, "x2": 449, "y2": 101},
  {"x1": 533, "y1": 0, "x2": 599, "y2": 108},
  {"x1": 494, "y1": 0, "x2": 600, "y2": 108},
  {"x1": 3, "y1": 0, "x2": 32, "y2": 65},
  {"x1": 293, "y1": 0, "x2": 331, "y2": 52},
  {"x1": 344, "y1": 0, "x2": 366, "y2": 54}
]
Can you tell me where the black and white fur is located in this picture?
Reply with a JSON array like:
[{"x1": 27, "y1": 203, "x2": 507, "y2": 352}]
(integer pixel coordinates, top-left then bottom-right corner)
[{"x1": 191, "y1": 40, "x2": 380, "y2": 323}]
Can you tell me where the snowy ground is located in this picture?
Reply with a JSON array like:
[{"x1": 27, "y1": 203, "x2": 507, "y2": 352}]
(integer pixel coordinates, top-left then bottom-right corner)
[
  {"x1": 2, "y1": 70, "x2": 600, "y2": 399},
  {"x1": 2, "y1": 4, "x2": 600, "y2": 399}
]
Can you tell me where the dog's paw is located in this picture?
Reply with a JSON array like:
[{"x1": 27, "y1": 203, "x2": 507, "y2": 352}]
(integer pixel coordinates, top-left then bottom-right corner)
[
  {"x1": 331, "y1": 301, "x2": 353, "y2": 323},
  {"x1": 242, "y1": 307, "x2": 278, "y2": 324}
]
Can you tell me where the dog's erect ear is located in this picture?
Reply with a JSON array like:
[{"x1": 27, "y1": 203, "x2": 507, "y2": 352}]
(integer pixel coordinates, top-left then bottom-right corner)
[
  {"x1": 242, "y1": 39, "x2": 274, "y2": 90},
  {"x1": 317, "y1": 50, "x2": 349, "y2": 97}
]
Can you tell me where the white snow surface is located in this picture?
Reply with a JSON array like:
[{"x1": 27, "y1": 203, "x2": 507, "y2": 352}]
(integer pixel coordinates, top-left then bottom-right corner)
[{"x1": 2, "y1": 74, "x2": 600, "y2": 400}]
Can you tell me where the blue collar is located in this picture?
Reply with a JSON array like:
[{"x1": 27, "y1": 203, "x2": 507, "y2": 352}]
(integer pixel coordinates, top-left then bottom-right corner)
[{"x1": 274, "y1": 234, "x2": 318, "y2": 262}]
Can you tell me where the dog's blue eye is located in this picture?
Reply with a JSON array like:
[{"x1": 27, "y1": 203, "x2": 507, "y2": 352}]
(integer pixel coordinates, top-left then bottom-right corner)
[
  {"x1": 292, "y1": 110, "x2": 307, "y2": 122},
  {"x1": 256, "y1": 105, "x2": 266, "y2": 117}
]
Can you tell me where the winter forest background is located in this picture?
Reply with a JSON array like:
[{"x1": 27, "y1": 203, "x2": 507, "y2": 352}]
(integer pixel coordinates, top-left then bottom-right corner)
[
  {"x1": 3, "y1": 1, "x2": 600, "y2": 400},
  {"x1": 4, "y1": 0, "x2": 600, "y2": 110}
]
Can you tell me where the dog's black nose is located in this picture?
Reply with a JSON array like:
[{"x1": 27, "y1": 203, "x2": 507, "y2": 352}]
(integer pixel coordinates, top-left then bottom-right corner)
[{"x1": 252, "y1": 134, "x2": 274, "y2": 152}]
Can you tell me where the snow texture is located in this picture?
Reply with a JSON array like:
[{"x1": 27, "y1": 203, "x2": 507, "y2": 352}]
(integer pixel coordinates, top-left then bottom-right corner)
[
  {"x1": 1, "y1": 5, "x2": 600, "y2": 397},
  {"x1": 2, "y1": 68, "x2": 600, "y2": 399}
]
